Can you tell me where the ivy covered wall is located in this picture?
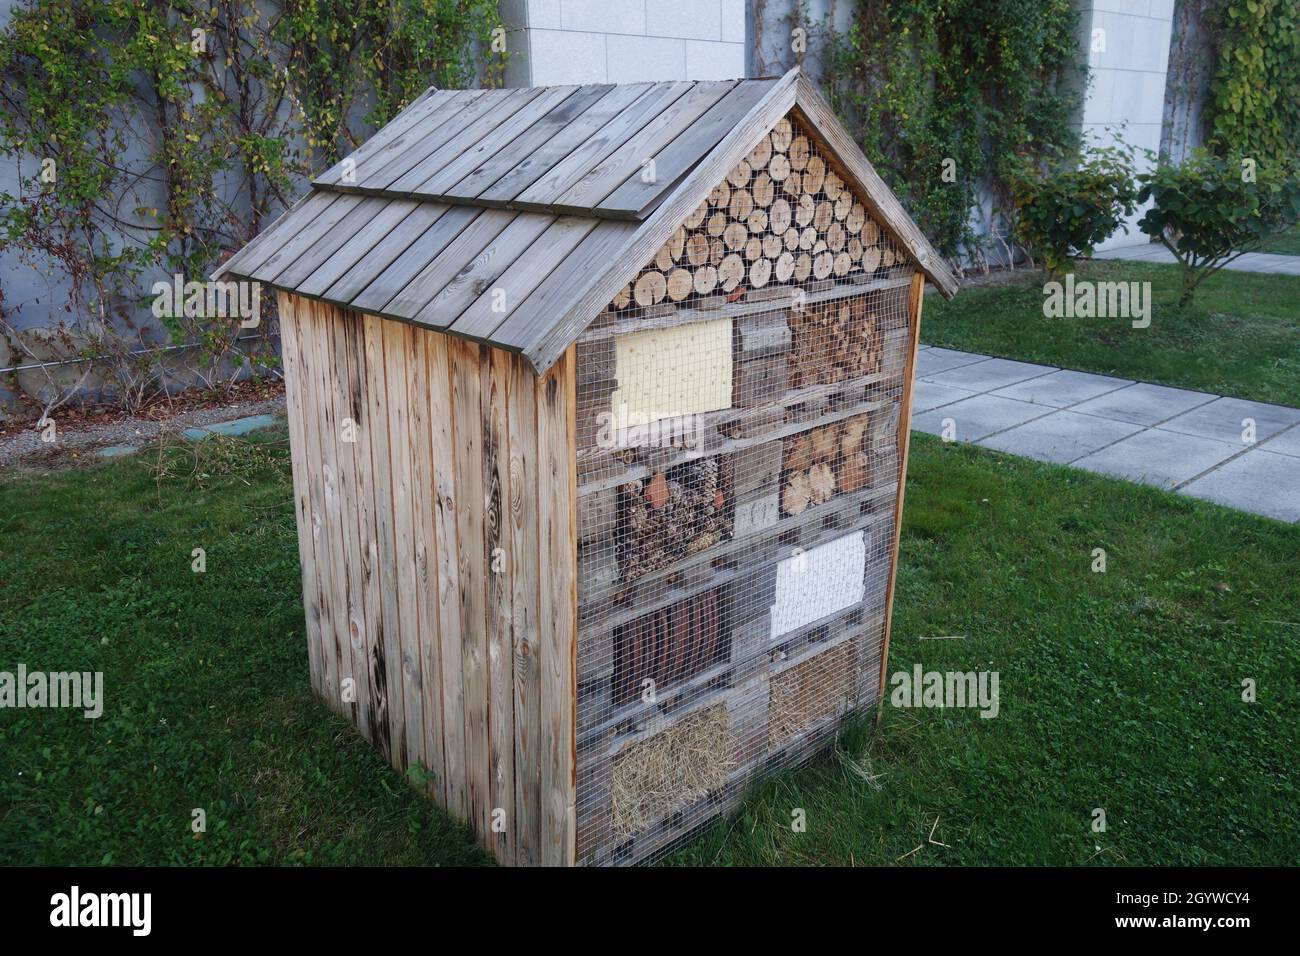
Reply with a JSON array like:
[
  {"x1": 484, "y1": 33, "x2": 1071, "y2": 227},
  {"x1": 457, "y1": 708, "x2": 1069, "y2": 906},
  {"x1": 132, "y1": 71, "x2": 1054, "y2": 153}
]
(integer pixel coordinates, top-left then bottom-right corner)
[{"x1": 0, "y1": 0, "x2": 503, "y2": 416}]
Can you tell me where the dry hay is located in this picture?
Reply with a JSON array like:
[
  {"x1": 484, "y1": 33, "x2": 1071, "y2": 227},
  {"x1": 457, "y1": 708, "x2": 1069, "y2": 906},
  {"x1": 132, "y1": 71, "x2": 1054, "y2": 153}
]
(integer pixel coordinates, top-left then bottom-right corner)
[
  {"x1": 610, "y1": 704, "x2": 736, "y2": 837},
  {"x1": 768, "y1": 641, "x2": 858, "y2": 748}
]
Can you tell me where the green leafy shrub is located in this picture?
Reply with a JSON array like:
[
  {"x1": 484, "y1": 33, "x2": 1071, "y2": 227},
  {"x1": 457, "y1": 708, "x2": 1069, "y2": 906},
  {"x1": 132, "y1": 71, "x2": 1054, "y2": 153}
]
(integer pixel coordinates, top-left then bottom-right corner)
[
  {"x1": 1009, "y1": 147, "x2": 1137, "y2": 275},
  {"x1": 822, "y1": 0, "x2": 1083, "y2": 261},
  {"x1": 1138, "y1": 150, "x2": 1300, "y2": 305}
]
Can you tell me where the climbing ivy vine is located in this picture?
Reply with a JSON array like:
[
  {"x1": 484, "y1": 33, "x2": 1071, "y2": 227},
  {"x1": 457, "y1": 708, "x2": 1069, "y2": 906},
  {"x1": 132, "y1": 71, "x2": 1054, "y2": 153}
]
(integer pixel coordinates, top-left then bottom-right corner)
[
  {"x1": 0, "y1": 0, "x2": 504, "y2": 415},
  {"x1": 821, "y1": 0, "x2": 1083, "y2": 262},
  {"x1": 1206, "y1": 0, "x2": 1300, "y2": 168}
]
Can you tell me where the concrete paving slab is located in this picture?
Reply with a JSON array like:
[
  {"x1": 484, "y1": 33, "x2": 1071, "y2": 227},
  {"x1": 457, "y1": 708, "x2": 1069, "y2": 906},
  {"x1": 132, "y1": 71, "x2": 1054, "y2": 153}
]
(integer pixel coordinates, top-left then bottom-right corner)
[
  {"x1": 1072, "y1": 428, "x2": 1240, "y2": 489},
  {"x1": 924, "y1": 357, "x2": 1057, "y2": 393},
  {"x1": 976, "y1": 410, "x2": 1144, "y2": 464},
  {"x1": 1070, "y1": 381, "x2": 1218, "y2": 426},
  {"x1": 1156, "y1": 396, "x2": 1300, "y2": 445},
  {"x1": 916, "y1": 347, "x2": 991, "y2": 377},
  {"x1": 1258, "y1": 424, "x2": 1300, "y2": 459},
  {"x1": 911, "y1": 394, "x2": 1048, "y2": 443},
  {"x1": 913, "y1": 380, "x2": 979, "y2": 414},
  {"x1": 95, "y1": 444, "x2": 141, "y2": 458},
  {"x1": 991, "y1": 368, "x2": 1133, "y2": 408},
  {"x1": 1179, "y1": 450, "x2": 1300, "y2": 522},
  {"x1": 181, "y1": 413, "x2": 279, "y2": 440}
]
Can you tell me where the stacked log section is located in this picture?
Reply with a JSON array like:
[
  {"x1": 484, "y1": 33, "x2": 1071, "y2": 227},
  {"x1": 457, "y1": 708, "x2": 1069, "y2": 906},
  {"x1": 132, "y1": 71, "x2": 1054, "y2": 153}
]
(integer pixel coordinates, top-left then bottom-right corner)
[
  {"x1": 603, "y1": 114, "x2": 902, "y2": 313},
  {"x1": 780, "y1": 413, "x2": 873, "y2": 518}
]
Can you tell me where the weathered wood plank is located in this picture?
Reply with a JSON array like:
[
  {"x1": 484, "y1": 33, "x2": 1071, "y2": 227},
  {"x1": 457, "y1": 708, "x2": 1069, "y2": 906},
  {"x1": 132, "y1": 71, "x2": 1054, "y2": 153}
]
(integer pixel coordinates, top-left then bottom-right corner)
[
  {"x1": 404, "y1": 325, "x2": 447, "y2": 805},
  {"x1": 377, "y1": 209, "x2": 517, "y2": 320},
  {"x1": 412, "y1": 86, "x2": 580, "y2": 197},
  {"x1": 507, "y1": 352, "x2": 542, "y2": 865},
  {"x1": 470, "y1": 83, "x2": 631, "y2": 202},
  {"x1": 484, "y1": 348, "x2": 516, "y2": 864},
  {"x1": 514, "y1": 82, "x2": 692, "y2": 209},
  {"x1": 326, "y1": 305, "x2": 373, "y2": 740},
  {"x1": 383, "y1": 320, "x2": 427, "y2": 779},
  {"x1": 296, "y1": 199, "x2": 420, "y2": 297},
  {"x1": 349, "y1": 205, "x2": 479, "y2": 315},
  {"x1": 384, "y1": 88, "x2": 548, "y2": 195},
  {"x1": 344, "y1": 308, "x2": 392, "y2": 760},
  {"x1": 295, "y1": 300, "x2": 342, "y2": 714},
  {"x1": 314, "y1": 88, "x2": 465, "y2": 187},
  {"x1": 272, "y1": 197, "x2": 399, "y2": 290},
  {"x1": 549, "y1": 80, "x2": 737, "y2": 214},
  {"x1": 322, "y1": 204, "x2": 451, "y2": 305},
  {"x1": 450, "y1": 337, "x2": 490, "y2": 841},
  {"x1": 448, "y1": 217, "x2": 601, "y2": 344},
  {"x1": 274, "y1": 294, "x2": 325, "y2": 696},
  {"x1": 878, "y1": 272, "x2": 925, "y2": 698},
  {"x1": 215, "y1": 190, "x2": 331, "y2": 281},
  {"x1": 353, "y1": 89, "x2": 505, "y2": 192},
  {"x1": 426, "y1": 331, "x2": 467, "y2": 817},
  {"x1": 361, "y1": 312, "x2": 408, "y2": 767},
  {"x1": 537, "y1": 346, "x2": 577, "y2": 866},
  {"x1": 421, "y1": 213, "x2": 555, "y2": 332},
  {"x1": 603, "y1": 79, "x2": 777, "y2": 216},
  {"x1": 249, "y1": 194, "x2": 363, "y2": 283}
]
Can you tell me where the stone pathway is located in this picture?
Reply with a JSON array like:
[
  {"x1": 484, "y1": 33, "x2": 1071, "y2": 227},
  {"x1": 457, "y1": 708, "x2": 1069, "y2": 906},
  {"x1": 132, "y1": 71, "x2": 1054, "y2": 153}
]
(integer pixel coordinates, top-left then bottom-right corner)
[
  {"x1": 1093, "y1": 241, "x2": 1300, "y2": 276},
  {"x1": 911, "y1": 347, "x2": 1300, "y2": 523}
]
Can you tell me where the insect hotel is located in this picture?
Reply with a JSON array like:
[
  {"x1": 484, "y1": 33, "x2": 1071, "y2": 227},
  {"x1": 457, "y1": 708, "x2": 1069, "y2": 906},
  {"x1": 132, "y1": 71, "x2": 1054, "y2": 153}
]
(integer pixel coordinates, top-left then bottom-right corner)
[{"x1": 215, "y1": 68, "x2": 958, "y2": 866}]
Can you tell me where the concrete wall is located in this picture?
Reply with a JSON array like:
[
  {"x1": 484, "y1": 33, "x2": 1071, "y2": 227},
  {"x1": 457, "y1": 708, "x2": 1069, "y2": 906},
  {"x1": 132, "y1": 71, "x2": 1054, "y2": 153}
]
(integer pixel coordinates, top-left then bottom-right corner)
[
  {"x1": 1076, "y1": 0, "x2": 1176, "y2": 250},
  {"x1": 500, "y1": 0, "x2": 747, "y2": 86}
]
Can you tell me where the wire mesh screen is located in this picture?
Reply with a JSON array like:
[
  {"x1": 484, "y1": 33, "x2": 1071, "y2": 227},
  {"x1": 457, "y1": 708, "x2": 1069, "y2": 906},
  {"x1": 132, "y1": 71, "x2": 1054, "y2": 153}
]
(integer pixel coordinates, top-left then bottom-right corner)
[{"x1": 572, "y1": 113, "x2": 915, "y2": 866}]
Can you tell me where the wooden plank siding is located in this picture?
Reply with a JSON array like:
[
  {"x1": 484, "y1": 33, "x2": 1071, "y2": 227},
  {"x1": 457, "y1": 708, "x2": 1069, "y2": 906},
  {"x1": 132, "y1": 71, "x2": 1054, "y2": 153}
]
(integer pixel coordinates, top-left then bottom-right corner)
[{"x1": 281, "y1": 294, "x2": 577, "y2": 866}]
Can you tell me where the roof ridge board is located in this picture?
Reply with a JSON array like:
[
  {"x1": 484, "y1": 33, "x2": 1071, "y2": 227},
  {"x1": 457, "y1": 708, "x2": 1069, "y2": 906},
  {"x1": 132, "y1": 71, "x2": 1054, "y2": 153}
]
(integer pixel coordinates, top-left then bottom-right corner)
[
  {"x1": 354, "y1": 88, "x2": 528, "y2": 194},
  {"x1": 512, "y1": 81, "x2": 696, "y2": 209},
  {"x1": 474, "y1": 82, "x2": 651, "y2": 205},
  {"x1": 446, "y1": 83, "x2": 620, "y2": 203},
  {"x1": 409, "y1": 84, "x2": 583, "y2": 198},
  {"x1": 791, "y1": 74, "x2": 958, "y2": 298},
  {"x1": 514, "y1": 67, "x2": 801, "y2": 371},
  {"x1": 382, "y1": 86, "x2": 552, "y2": 196},
  {"x1": 315, "y1": 88, "x2": 482, "y2": 189},
  {"x1": 601, "y1": 77, "x2": 778, "y2": 217},
  {"x1": 545, "y1": 79, "x2": 739, "y2": 215}
]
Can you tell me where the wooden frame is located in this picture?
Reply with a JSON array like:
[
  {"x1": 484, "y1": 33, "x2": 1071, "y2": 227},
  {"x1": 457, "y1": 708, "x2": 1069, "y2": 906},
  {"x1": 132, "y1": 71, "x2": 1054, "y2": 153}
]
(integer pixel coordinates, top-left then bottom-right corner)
[{"x1": 278, "y1": 293, "x2": 577, "y2": 866}]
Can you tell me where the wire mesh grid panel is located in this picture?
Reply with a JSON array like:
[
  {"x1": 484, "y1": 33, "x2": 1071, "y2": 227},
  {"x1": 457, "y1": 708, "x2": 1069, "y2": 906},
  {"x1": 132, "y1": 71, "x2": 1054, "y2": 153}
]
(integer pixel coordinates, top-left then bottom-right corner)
[{"x1": 572, "y1": 113, "x2": 916, "y2": 866}]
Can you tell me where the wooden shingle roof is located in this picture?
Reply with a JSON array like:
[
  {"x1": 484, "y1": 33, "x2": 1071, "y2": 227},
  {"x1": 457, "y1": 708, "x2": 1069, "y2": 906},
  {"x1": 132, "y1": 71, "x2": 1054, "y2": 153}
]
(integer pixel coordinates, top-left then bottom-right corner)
[{"x1": 216, "y1": 70, "x2": 957, "y2": 374}]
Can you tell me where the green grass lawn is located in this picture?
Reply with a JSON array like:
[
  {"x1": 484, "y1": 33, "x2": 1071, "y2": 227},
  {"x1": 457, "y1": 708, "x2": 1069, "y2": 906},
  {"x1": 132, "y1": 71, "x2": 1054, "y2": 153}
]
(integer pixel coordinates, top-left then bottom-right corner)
[
  {"x1": 1257, "y1": 225, "x2": 1300, "y2": 256},
  {"x1": 923, "y1": 259, "x2": 1300, "y2": 407},
  {"x1": 2, "y1": 431, "x2": 1297, "y2": 866}
]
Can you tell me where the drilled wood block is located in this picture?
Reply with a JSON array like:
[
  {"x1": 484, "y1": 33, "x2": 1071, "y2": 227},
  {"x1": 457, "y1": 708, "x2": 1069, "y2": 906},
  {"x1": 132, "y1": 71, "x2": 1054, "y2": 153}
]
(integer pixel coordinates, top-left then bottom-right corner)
[
  {"x1": 578, "y1": 486, "x2": 618, "y2": 545},
  {"x1": 733, "y1": 353, "x2": 790, "y2": 407}
]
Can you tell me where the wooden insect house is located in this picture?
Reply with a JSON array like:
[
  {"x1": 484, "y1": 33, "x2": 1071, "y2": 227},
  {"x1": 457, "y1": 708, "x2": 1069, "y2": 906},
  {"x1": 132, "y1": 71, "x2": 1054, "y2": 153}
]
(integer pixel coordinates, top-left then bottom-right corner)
[{"x1": 215, "y1": 68, "x2": 958, "y2": 866}]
